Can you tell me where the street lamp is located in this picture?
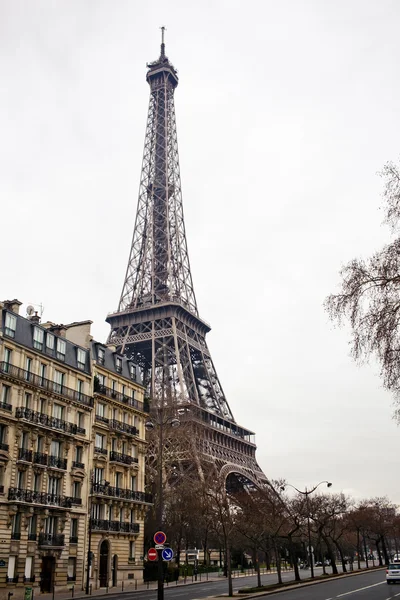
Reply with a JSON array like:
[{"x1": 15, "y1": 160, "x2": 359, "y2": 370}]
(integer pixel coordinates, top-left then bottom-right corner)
[
  {"x1": 145, "y1": 413, "x2": 180, "y2": 600},
  {"x1": 280, "y1": 481, "x2": 332, "y2": 579},
  {"x1": 86, "y1": 477, "x2": 110, "y2": 595}
]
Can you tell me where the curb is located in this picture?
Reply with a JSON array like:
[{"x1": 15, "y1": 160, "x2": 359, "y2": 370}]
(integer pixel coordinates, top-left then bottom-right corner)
[{"x1": 206, "y1": 566, "x2": 386, "y2": 598}]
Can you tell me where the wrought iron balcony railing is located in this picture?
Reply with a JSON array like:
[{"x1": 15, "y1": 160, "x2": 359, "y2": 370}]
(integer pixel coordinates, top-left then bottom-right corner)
[
  {"x1": 38, "y1": 532, "x2": 65, "y2": 547},
  {"x1": 0, "y1": 401, "x2": 12, "y2": 412},
  {"x1": 0, "y1": 442, "x2": 9, "y2": 451},
  {"x1": 48, "y1": 455, "x2": 67, "y2": 470},
  {"x1": 72, "y1": 461, "x2": 85, "y2": 469},
  {"x1": 33, "y1": 451, "x2": 48, "y2": 466},
  {"x1": 0, "y1": 362, "x2": 93, "y2": 408},
  {"x1": 18, "y1": 448, "x2": 33, "y2": 462},
  {"x1": 109, "y1": 419, "x2": 138, "y2": 436},
  {"x1": 8, "y1": 488, "x2": 72, "y2": 508},
  {"x1": 94, "y1": 447, "x2": 107, "y2": 455},
  {"x1": 16, "y1": 406, "x2": 86, "y2": 435},
  {"x1": 109, "y1": 451, "x2": 137, "y2": 465},
  {"x1": 90, "y1": 519, "x2": 139, "y2": 533},
  {"x1": 91, "y1": 483, "x2": 152, "y2": 504},
  {"x1": 93, "y1": 380, "x2": 144, "y2": 411},
  {"x1": 95, "y1": 414, "x2": 109, "y2": 424}
]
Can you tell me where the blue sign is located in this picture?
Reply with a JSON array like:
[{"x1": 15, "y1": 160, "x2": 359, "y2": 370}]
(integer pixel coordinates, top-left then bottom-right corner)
[{"x1": 162, "y1": 548, "x2": 174, "y2": 561}]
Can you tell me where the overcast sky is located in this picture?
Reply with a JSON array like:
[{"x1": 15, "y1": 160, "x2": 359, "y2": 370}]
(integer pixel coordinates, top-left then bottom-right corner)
[{"x1": 1, "y1": 0, "x2": 400, "y2": 503}]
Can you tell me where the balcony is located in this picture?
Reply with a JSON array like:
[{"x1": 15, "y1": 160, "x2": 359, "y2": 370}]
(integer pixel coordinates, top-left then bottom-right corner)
[
  {"x1": 0, "y1": 442, "x2": 9, "y2": 452},
  {"x1": 92, "y1": 483, "x2": 152, "y2": 504},
  {"x1": 6, "y1": 577, "x2": 19, "y2": 583},
  {"x1": 33, "y1": 451, "x2": 48, "y2": 466},
  {"x1": 72, "y1": 461, "x2": 85, "y2": 469},
  {"x1": 109, "y1": 419, "x2": 138, "y2": 436},
  {"x1": 93, "y1": 379, "x2": 144, "y2": 411},
  {"x1": 38, "y1": 533, "x2": 65, "y2": 548},
  {"x1": 0, "y1": 362, "x2": 93, "y2": 408},
  {"x1": 110, "y1": 451, "x2": 136, "y2": 466},
  {"x1": 90, "y1": 519, "x2": 139, "y2": 534},
  {"x1": 48, "y1": 455, "x2": 67, "y2": 470},
  {"x1": 70, "y1": 497, "x2": 82, "y2": 505},
  {"x1": 8, "y1": 488, "x2": 72, "y2": 508},
  {"x1": 94, "y1": 447, "x2": 107, "y2": 455},
  {"x1": 18, "y1": 448, "x2": 33, "y2": 462},
  {"x1": 0, "y1": 401, "x2": 12, "y2": 412},
  {"x1": 16, "y1": 407, "x2": 86, "y2": 436},
  {"x1": 95, "y1": 414, "x2": 109, "y2": 425}
]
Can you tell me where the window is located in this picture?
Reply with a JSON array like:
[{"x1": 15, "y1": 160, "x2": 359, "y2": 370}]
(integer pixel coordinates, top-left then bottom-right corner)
[
  {"x1": 0, "y1": 385, "x2": 11, "y2": 405},
  {"x1": 112, "y1": 407, "x2": 118, "y2": 420},
  {"x1": 56, "y1": 338, "x2": 66, "y2": 361},
  {"x1": 75, "y1": 446, "x2": 83, "y2": 462},
  {"x1": 111, "y1": 437, "x2": 117, "y2": 451},
  {"x1": 130, "y1": 508, "x2": 135, "y2": 523},
  {"x1": 77, "y1": 412, "x2": 85, "y2": 429},
  {"x1": 0, "y1": 425, "x2": 6, "y2": 446},
  {"x1": 7, "y1": 556, "x2": 16, "y2": 581},
  {"x1": 37, "y1": 436, "x2": 44, "y2": 451},
  {"x1": 24, "y1": 392, "x2": 32, "y2": 408},
  {"x1": 111, "y1": 380, "x2": 116, "y2": 393},
  {"x1": 123, "y1": 412, "x2": 128, "y2": 423},
  {"x1": 129, "y1": 363, "x2": 136, "y2": 381},
  {"x1": 98, "y1": 347, "x2": 105, "y2": 365},
  {"x1": 25, "y1": 357, "x2": 32, "y2": 381},
  {"x1": 68, "y1": 557, "x2": 76, "y2": 581},
  {"x1": 94, "y1": 467, "x2": 104, "y2": 484},
  {"x1": 130, "y1": 476, "x2": 136, "y2": 491},
  {"x1": 4, "y1": 313, "x2": 16, "y2": 338},
  {"x1": 24, "y1": 556, "x2": 33, "y2": 580},
  {"x1": 77, "y1": 379, "x2": 84, "y2": 397},
  {"x1": 4, "y1": 348, "x2": 12, "y2": 370},
  {"x1": 39, "y1": 363, "x2": 47, "y2": 385},
  {"x1": 119, "y1": 507, "x2": 124, "y2": 522},
  {"x1": 122, "y1": 384, "x2": 126, "y2": 398},
  {"x1": 72, "y1": 481, "x2": 81, "y2": 499},
  {"x1": 17, "y1": 469, "x2": 25, "y2": 489},
  {"x1": 33, "y1": 473, "x2": 41, "y2": 492},
  {"x1": 40, "y1": 398, "x2": 46, "y2": 414},
  {"x1": 115, "y1": 356, "x2": 122, "y2": 373},
  {"x1": 48, "y1": 477, "x2": 59, "y2": 496},
  {"x1": 91, "y1": 503, "x2": 103, "y2": 519},
  {"x1": 50, "y1": 440, "x2": 61, "y2": 457},
  {"x1": 46, "y1": 333, "x2": 54, "y2": 352},
  {"x1": 115, "y1": 472, "x2": 123, "y2": 488},
  {"x1": 132, "y1": 445, "x2": 137, "y2": 458},
  {"x1": 129, "y1": 541, "x2": 135, "y2": 560},
  {"x1": 11, "y1": 512, "x2": 21, "y2": 539},
  {"x1": 95, "y1": 433, "x2": 105, "y2": 450},
  {"x1": 20, "y1": 432, "x2": 28, "y2": 449},
  {"x1": 53, "y1": 370, "x2": 64, "y2": 394},
  {"x1": 70, "y1": 518, "x2": 78, "y2": 540},
  {"x1": 77, "y1": 348, "x2": 86, "y2": 370},
  {"x1": 122, "y1": 441, "x2": 127, "y2": 454},
  {"x1": 96, "y1": 403, "x2": 106, "y2": 418},
  {"x1": 28, "y1": 515, "x2": 37, "y2": 540},
  {"x1": 52, "y1": 403, "x2": 64, "y2": 420},
  {"x1": 33, "y1": 326, "x2": 44, "y2": 350},
  {"x1": 97, "y1": 373, "x2": 105, "y2": 387},
  {"x1": 44, "y1": 516, "x2": 57, "y2": 534}
]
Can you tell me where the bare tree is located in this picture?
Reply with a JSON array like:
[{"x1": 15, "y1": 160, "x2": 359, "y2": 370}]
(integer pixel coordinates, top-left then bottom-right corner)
[{"x1": 325, "y1": 160, "x2": 400, "y2": 414}]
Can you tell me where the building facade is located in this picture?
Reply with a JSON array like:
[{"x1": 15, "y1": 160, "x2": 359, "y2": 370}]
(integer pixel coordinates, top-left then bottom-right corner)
[{"x1": 0, "y1": 300, "x2": 150, "y2": 599}]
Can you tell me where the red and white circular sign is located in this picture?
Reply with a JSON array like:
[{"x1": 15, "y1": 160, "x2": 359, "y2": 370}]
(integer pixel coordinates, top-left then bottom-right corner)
[{"x1": 148, "y1": 548, "x2": 158, "y2": 561}]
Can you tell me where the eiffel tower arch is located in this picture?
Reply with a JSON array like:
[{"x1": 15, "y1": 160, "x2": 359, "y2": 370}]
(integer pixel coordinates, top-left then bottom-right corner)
[{"x1": 107, "y1": 35, "x2": 267, "y2": 491}]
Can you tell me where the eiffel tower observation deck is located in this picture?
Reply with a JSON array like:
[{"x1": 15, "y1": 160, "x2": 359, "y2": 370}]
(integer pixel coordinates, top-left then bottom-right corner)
[{"x1": 107, "y1": 32, "x2": 267, "y2": 489}]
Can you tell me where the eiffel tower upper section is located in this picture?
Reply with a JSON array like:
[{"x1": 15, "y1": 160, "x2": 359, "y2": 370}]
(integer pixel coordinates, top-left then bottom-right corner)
[{"x1": 106, "y1": 35, "x2": 267, "y2": 485}]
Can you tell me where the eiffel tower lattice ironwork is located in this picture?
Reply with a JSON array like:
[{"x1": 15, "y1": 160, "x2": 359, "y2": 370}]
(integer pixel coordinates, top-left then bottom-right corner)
[{"x1": 107, "y1": 35, "x2": 267, "y2": 488}]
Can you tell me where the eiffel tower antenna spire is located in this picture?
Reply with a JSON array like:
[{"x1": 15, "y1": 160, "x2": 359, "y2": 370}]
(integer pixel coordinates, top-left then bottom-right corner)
[{"x1": 107, "y1": 38, "x2": 267, "y2": 489}]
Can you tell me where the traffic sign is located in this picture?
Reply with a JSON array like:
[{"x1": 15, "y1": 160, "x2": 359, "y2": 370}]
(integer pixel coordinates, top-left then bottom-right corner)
[
  {"x1": 162, "y1": 548, "x2": 174, "y2": 561},
  {"x1": 154, "y1": 531, "x2": 167, "y2": 545},
  {"x1": 148, "y1": 548, "x2": 158, "y2": 561}
]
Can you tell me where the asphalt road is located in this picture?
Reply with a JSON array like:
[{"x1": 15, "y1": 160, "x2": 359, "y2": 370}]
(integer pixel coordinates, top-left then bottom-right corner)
[
  {"x1": 255, "y1": 568, "x2": 389, "y2": 599},
  {"x1": 80, "y1": 567, "x2": 387, "y2": 600}
]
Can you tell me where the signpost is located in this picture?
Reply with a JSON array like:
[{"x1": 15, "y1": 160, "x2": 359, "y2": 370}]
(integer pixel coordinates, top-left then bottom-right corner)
[
  {"x1": 154, "y1": 531, "x2": 167, "y2": 545},
  {"x1": 162, "y1": 548, "x2": 173, "y2": 561},
  {"x1": 148, "y1": 548, "x2": 158, "y2": 561}
]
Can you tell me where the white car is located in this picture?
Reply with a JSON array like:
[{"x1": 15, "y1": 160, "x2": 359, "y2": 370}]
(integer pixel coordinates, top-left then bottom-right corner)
[{"x1": 387, "y1": 563, "x2": 400, "y2": 584}]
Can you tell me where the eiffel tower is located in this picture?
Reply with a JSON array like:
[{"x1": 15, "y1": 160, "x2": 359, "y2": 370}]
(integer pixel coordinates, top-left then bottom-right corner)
[{"x1": 107, "y1": 31, "x2": 267, "y2": 490}]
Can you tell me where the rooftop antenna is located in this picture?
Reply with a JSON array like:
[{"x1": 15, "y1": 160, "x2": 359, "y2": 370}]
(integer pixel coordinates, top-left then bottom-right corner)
[{"x1": 160, "y1": 25, "x2": 166, "y2": 59}]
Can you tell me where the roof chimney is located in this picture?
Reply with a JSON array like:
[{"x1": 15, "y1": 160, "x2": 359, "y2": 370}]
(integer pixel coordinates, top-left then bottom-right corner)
[{"x1": 3, "y1": 299, "x2": 22, "y2": 315}]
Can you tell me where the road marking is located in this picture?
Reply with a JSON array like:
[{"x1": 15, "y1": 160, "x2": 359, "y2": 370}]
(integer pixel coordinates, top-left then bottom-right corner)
[{"x1": 336, "y1": 581, "x2": 385, "y2": 596}]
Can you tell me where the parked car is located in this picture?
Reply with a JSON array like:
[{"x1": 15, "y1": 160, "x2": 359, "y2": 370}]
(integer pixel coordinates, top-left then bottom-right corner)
[{"x1": 387, "y1": 563, "x2": 400, "y2": 584}]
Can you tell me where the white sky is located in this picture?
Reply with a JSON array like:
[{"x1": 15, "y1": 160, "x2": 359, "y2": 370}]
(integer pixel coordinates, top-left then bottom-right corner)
[{"x1": 1, "y1": 0, "x2": 400, "y2": 502}]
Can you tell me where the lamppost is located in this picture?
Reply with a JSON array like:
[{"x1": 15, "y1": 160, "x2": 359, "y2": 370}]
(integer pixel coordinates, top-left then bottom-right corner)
[
  {"x1": 86, "y1": 476, "x2": 110, "y2": 595},
  {"x1": 145, "y1": 412, "x2": 180, "y2": 600},
  {"x1": 280, "y1": 481, "x2": 332, "y2": 579}
]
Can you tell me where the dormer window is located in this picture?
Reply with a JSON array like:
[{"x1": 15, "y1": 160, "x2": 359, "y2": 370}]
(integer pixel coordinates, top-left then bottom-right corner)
[
  {"x1": 129, "y1": 363, "x2": 136, "y2": 381},
  {"x1": 77, "y1": 348, "x2": 86, "y2": 370},
  {"x1": 33, "y1": 327, "x2": 44, "y2": 351},
  {"x1": 56, "y1": 338, "x2": 66, "y2": 361},
  {"x1": 4, "y1": 313, "x2": 16, "y2": 338},
  {"x1": 115, "y1": 357, "x2": 122, "y2": 374},
  {"x1": 46, "y1": 333, "x2": 54, "y2": 353},
  {"x1": 98, "y1": 347, "x2": 105, "y2": 365}
]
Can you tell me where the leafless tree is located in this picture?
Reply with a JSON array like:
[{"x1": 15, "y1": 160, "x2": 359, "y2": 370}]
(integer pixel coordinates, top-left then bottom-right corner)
[{"x1": 325, "y1": 160, "x2": 400, "y2": 415}]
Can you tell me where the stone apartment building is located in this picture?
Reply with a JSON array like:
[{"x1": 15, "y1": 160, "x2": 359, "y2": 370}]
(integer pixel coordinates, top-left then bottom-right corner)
[{"x1": 0, "y1": 299, "x2": 151, "y2": 599}]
